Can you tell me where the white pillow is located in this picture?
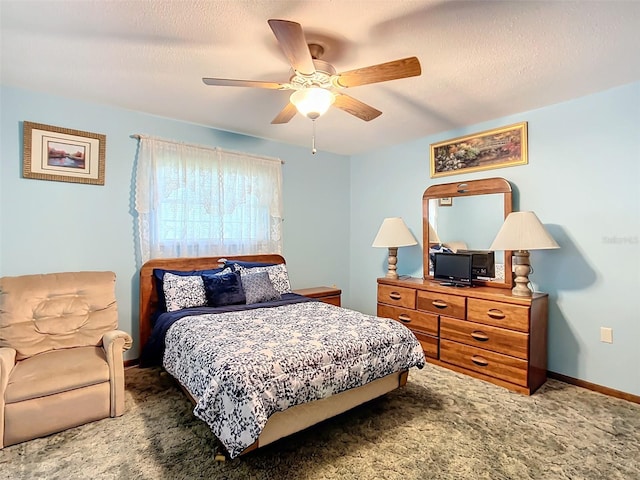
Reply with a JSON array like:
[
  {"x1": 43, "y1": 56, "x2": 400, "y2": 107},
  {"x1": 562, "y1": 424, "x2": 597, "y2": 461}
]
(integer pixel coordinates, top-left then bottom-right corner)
[
  {"x1": 234, "y1": 263, "x2": 292, "y2": 294},
  {"x1": 162, "y1": 273, "x2": 207, "y2": 312}
]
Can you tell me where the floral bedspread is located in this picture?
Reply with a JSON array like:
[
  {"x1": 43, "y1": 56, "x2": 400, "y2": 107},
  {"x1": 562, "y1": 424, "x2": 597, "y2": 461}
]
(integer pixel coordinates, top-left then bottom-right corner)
[{"x1": 163, "y1": 301, "x2": 425, "y2": 458}]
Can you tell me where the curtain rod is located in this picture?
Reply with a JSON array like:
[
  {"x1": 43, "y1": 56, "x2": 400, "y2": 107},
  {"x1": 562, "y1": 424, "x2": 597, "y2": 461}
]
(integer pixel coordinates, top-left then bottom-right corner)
[{"x1": 130, "y1": 134, "x2": 284, "y2": 164}]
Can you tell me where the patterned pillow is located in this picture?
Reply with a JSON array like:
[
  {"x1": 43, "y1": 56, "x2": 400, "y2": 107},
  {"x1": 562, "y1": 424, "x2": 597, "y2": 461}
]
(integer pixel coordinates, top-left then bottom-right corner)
[
  {"x1": 241, "y1": 270, "x2": 281, "y2": 304},
  {"x1": 233, "y1": 263, "x2": 292, "y2": 294},
  {"x1": 202, "y1": 271, "x2": 246, "y2": 307},
  {"x1": 153, "y1": 267, "x2": 224, "y2": 312},
  {"x1": 162, "y1": 273, "x2": 207, "y2": 312}
]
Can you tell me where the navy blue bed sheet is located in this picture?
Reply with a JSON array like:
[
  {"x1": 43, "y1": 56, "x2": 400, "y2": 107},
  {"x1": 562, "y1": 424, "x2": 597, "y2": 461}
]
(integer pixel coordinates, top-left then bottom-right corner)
[{"x1": 139, "y1": 293, "x2": 314, "y2": 367}]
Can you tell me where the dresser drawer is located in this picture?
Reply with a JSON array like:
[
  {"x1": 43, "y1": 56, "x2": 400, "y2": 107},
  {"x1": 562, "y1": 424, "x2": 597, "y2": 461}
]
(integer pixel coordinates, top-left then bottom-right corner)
[
  {"x1": 377, "y1": 304, "x2": 438, "y2": 336},
  {"x1": 413, "y1": 331, "x2": 438, "y2": 359},
  {"x1": 417, "y1": 291, "x2": 466, "y2": 319},
  {"x1": 440, "y1": 339, "x2": 528, "y2": 386},
  {"x1": 377, "y1": 285, "x2": 416, "y2": 309},
  {"x1": 467, "y1": 298, "x2": 530, "y2": 332},
  {"x1": 440, "y1": 317, "x2": 529, "y2": 359}
]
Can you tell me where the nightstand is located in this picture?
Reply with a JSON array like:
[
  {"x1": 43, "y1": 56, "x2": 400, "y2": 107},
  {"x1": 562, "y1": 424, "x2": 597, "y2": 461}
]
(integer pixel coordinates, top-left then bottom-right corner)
[{"x1": 293, "y1": 286, "x2": 342, "y2": 306}]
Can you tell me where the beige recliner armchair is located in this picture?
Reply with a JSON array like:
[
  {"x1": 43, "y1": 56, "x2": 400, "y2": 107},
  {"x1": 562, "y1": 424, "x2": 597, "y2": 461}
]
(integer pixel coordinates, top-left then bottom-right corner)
[{"x1": 0, "y1": 271, "x2": 132, "y2": 448}]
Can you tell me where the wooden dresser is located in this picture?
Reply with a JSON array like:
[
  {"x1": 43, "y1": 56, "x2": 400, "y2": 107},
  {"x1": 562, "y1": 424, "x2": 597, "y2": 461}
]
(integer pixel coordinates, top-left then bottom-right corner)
[{"x1": 377, "y1": 277, "x2": 548, "y2": 395}]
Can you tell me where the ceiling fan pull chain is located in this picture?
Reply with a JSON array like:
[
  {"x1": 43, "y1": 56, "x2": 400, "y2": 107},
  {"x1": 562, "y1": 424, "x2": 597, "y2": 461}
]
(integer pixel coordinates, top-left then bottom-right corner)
[{"x1": 311, "y1": 119, "x2": 317, "y2": 154}]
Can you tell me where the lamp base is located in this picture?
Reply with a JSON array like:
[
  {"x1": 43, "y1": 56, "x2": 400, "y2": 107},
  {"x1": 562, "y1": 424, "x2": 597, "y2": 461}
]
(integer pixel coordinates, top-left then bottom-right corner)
[
  {"x1": 385, "y1": 247, "x2": 399, "y2": 279},
  {"x1": 512, "y1": 250, "x2": 533, "y2": 297}
]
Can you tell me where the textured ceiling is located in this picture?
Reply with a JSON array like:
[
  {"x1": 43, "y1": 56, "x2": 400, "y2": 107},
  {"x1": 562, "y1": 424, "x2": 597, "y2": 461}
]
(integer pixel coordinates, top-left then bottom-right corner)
[{"x1": 1, "y1": 0, "x2": 639, "y2": 155}]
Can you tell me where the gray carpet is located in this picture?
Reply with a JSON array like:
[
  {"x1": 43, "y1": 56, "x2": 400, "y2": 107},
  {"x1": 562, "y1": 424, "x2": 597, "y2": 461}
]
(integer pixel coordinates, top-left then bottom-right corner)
[{"x1": 2, "y1": 364, "x2": 639, "y2": 480}]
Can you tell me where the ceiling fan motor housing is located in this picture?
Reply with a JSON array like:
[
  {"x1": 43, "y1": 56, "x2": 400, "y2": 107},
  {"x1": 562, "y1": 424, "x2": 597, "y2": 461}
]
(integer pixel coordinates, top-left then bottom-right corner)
[{"x1": 290, "y1": 59, "x2": 336, "y2": 90}]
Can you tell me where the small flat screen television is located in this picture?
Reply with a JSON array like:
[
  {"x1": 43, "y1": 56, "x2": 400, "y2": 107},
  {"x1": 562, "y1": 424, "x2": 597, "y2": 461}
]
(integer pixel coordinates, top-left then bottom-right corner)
[
  {"x1": 433, "y1": 252, "x2": 473, "y2": 287},
  {"x1": 457, "y1": 249, "x2": 496, "y2": 279}
]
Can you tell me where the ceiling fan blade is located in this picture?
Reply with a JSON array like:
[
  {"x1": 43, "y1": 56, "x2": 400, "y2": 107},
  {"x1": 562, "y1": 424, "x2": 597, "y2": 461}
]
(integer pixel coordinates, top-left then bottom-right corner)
[
  {"x1": 202, "y1": 78, "x2": 287, "y2": 89},
  {"x1": 268, "y1": 19, "x2": 316, "y2": 76},
  {"x1": 271, "y1": 102, "x2": 298, "y2": 124},
  {"x1": 334, "y1": 57, "x2": 421, "y2": 88},
  {"x1": 333, "y1": 93, "x2": 382, "y2": 122}
]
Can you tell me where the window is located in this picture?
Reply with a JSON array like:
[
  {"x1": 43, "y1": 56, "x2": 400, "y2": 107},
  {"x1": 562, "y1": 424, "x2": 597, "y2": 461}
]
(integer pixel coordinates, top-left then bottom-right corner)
[{"x1": 135, "y1": 137, "x2": 283, "y2": 262}]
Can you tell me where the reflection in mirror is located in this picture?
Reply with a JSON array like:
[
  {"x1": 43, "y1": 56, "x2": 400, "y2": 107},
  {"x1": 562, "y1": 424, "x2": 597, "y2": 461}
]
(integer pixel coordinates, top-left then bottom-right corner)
[
  {"x1": 429, "y1": 195, "x2": 505, "y2": 276},
  {"x1": 423, "y1": 177, "x2": 513, "y2": 289}
]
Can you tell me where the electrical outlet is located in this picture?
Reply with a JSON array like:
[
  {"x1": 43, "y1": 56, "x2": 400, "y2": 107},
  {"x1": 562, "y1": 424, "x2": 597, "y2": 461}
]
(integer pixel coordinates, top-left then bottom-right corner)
[{"x1": 600, "y1": 327, "x2": 613, "y2": 344}]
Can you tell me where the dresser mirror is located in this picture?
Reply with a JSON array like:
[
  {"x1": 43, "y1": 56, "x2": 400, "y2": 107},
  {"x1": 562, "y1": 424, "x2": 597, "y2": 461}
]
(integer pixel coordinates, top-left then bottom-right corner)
[{"x1": 422, "y1": 177, "x2": 513, "y2": 289}]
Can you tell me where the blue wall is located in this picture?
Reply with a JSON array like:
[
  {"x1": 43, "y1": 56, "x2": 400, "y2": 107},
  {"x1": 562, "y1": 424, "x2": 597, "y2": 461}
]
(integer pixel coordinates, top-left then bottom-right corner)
[
  {"x1": 0, "y1": 86, "x2": 351, "y2": 359},
  {"x1": 1, "y1": 82, "x2": 639, "y2": 396},
  {"x1": 350, "y1": 82, "x2": 640, "y2": 396}
]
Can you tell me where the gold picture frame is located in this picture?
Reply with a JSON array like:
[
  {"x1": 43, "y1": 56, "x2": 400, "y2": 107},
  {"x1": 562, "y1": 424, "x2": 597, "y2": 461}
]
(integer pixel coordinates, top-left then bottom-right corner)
[
  {"x1": 430, "y1": 122, "x2": 527, "y2": 178},
  {"x1": 23, "y1": 121, "x2": 106, "y2": 185}
]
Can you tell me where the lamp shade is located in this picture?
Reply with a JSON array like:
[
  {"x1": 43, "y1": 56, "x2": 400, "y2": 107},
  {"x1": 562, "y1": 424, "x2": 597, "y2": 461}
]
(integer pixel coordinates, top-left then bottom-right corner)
[
  {"x1": 490, "y1": 211, "x2": 559, "y2": 251},
  {"x1": 290, "y1": 88, "x2": 335, "y2": 120},
  {"x1": 372, "y1": 217, "x2": 418, "y2": 248},
  {"x1": 428, "y1": 222, "x2": 441, "y2": 244}
]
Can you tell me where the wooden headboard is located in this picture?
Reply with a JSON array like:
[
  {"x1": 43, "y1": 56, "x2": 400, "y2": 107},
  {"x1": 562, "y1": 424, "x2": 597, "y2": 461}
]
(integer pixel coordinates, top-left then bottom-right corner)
[{"x1": 138, "y1": 254, "x2": 286, "y2": 352}]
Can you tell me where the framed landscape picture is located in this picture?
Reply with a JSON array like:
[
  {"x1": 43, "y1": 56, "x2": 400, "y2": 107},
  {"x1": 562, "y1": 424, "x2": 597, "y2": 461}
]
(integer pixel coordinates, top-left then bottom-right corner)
[
  {"x1": 23, "y1": 121, "x2": 106, "y2": 185},
  {"x1": 430, "y1": 122, "x2": 528, "y2": 178}
]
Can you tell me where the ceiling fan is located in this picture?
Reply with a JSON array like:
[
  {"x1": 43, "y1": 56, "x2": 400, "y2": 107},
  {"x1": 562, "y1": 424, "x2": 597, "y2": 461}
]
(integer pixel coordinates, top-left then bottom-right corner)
[{"x1": 202, "y1": 19, "x2": 422, "y2": 124}]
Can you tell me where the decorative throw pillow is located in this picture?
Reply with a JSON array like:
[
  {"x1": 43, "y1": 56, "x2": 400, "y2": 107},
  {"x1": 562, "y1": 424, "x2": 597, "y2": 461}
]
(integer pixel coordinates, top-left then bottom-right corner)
[
  {"x1": 162, "y1": 273, "x2": 207, "y2": 312},
  {"x1": 233, "y1": 263, "x2": 292, "y2": 294},
  {"x1": 202, "y1": 271, "x2": 246, "y2": 307},
  {"x1": 241, "y1": 270, "x2": 281, "y2": 304},
  {"x1": 153, "y1": 267, "x2": 224, "y2": 312}
]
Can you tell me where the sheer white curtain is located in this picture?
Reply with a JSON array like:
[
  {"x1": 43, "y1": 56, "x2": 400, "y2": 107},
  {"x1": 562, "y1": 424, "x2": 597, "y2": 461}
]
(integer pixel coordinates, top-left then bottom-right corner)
[{"x1": 135, "y1": 137, "x2": 283, "y2": 262}]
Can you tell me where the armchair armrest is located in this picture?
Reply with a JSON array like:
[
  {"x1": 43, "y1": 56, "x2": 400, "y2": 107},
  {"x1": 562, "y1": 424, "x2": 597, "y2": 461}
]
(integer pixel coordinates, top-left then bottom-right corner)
[
  {"x1": 102, "y1": 329, "x2": 133, "y2": 354},
  {"x1": 0, "y1": 347, "x2": 17, "y2": 448},
  {"x1": 101, "y1": 330, "x2": 133, "y2": 417}
]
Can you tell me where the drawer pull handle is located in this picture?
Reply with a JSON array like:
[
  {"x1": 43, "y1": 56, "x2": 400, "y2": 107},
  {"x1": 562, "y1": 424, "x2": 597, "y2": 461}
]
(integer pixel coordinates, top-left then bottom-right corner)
[
  {"x1": 398, "y1": 314, "x2": 412, "y2": 323},
  {"x1": 471, "y1": 355, "x2": 489, "y2": 367},
  {"x1": 470, "y1": 331, "x2": 489, "y2": 342},
  {"x1": 389, "y1": 292, "x2": 402, "y2": 300},
  {"x1": 432, "y1": 300, "x2": 449, "y2": 309},
  {"x1": 487, "y1": 309, "x2": 505, "y2": 319}
]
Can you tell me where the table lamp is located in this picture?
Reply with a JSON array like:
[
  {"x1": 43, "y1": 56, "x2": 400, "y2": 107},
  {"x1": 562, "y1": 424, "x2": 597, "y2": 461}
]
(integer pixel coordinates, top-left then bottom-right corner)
[
  {"x1": 372, "y1": 217, "x2": 418, "y2": 279},
  {"x1": 490, "y1": 211, "x2": 559, "y2": 297}
]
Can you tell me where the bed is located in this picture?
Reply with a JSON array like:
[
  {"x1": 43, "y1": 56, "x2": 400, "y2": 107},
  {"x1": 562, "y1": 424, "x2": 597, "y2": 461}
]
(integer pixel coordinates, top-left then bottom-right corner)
[{"x1": 138, "y1": 254, "x2": 425, "y2": 458}]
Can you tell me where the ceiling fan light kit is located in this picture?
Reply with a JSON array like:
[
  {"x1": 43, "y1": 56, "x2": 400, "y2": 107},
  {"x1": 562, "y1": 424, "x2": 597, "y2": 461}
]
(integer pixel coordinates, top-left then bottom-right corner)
[
  {"x1": 290, "y1": 88, "x2": 335, "y2": 120},
  {"x1": 201, "y1": 18, "x2": 422, "y2": 148}
]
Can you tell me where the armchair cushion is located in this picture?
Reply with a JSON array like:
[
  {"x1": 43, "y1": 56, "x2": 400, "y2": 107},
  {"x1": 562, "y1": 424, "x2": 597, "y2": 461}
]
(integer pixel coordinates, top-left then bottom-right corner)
[
  {"x1": 0, "y1": 271, "x2": 118, "y2": 360},
  {"x1": 5, "y1": 347, "x2": 109, "y2": 404}
]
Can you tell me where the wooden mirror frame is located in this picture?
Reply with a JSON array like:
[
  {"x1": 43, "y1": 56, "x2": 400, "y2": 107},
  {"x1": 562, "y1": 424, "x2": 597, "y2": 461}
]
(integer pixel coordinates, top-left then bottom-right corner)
[{"x1": 422, "y1": 177, "x2": 513, "y2": 289}]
